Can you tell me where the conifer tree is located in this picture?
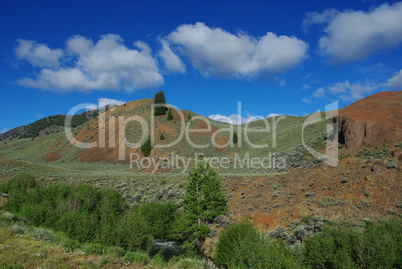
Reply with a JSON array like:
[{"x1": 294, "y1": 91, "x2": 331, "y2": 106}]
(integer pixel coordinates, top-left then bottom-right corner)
[
  {"x1": 182, "y1": 158, "x2": 227, "y2": 253},
  {"x1": 167, "y1": 108, "x2": 173, "y2": 121},
  {"x1": 153, "y1": 90, "x2": 168, "y2": 116},
  {"x1": 187, "y1": 113, "x2": 192, "y2": 122},
  {"x1": 233, "y1": 132, "x2": 238, "y2": 144},
  {"x1": 141, "y1": 136, "x2": 152, "y2": 157}
]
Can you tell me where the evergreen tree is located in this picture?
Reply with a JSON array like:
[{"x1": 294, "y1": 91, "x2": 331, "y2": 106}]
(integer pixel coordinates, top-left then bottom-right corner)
[
  {"x1": 182, "y1": 158, "x2": 227, "y2": 253},
  {"x1": 141, "y1": 136, "x2": 152, "y2": 157},
  {"x1": 167, "y1": 108, "x2": 173, "y2": 121},
  {"x1": 153, "y1": 90, "x2": 168, "y2": 116},
  {"x1": 187, "y1": 113, "x2": 192, "y2": 122},
  {"x1": 233, "y1": 132, "x2": 238, "y2": 144},
  {"x1": 160, "y1": 133, "x2": 165, "y2": 140}
]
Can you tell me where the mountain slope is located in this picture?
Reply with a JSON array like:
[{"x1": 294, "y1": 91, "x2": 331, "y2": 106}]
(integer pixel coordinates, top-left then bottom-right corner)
[
  {"x1": 0, "y1": 111, "x2": 98, "y2": 141},
  {"x1": 337, "y1": 91, "x2": 402, "y2": 148}
]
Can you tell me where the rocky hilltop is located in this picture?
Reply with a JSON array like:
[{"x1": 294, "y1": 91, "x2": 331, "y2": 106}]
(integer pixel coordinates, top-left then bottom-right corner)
[{"x1": 337, "y1": 91, "x2": 402, "y2": 148}]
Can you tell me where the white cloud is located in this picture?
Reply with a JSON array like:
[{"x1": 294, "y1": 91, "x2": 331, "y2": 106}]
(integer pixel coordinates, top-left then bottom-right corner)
[
  {"x1": 17, "y1": 34, "x2": 163, "y2": 92},
  {"x1": 165, "y1": 22, "x2": 308, "y2": 78},
  {"x1": 15, "y1": 39, "x2": 63, "y2": 68},
  {"x1": 85, "y1": 98, "x2": 127, "y2": 110},
  {"x1": 98, "y1": 98, "x2": 126, "y2": 107},
  {"x1": 209, "y1": 112, "x2": 281, "y2": 125},
  {"x1": 386, "y1": 69, "x2": 402, "y2": 89},
  {"x1": 302, "y1": 84, "x2": 310, "y2": 90},
  {"x1": 267, "y1": 113, "x2": 281, "y2": 118},
  {"x1": 302, "y1": 9, "x2": 339, "y2": 31},
  {"x1": 1, "y1": 127, "x2": 8, "y2": 134},
  {"x1": 312, "y1": 87, "x2": 325, "y2": 98},
  {"x1": 66, "y1": 35, "x2": 93, "y2": 55},
  {"x1": 306, "y1": 2, "x2": 402, "y2": 63},
  {"x1": 158, "y1": 39, "x2": 186, "y2": 74},
  {"x1": 327, "y1": 80, "x2": 378, "y2": 101},
  {"x1": 304, "y1": 80, "x2": 378, "y2": 102}
]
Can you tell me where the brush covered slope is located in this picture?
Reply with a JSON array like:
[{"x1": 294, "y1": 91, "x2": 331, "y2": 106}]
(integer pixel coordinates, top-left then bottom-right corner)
[
  {"x1": 337, "y1": 91, "x2": 402, "y2": 148},
  {"x1": 0, "y1": 91, "x2": 401, "y2": 261},
  {"x1": 2, "y1": 99, "x2": 329, "y2": 173}
]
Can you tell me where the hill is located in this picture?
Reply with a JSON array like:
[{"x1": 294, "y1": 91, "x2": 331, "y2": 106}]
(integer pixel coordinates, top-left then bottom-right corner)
[
  {"x1": 337, "y1": 91, "x2": 402, "y2": 148},
  {"x1": 0, "y1": 90, "x2": 401, "y2": 261},
  {"x1": 0, "y1": 110, "x2": 98, "y2": 141}
]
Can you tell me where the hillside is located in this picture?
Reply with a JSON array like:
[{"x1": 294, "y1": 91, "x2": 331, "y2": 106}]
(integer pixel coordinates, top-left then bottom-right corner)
[
  {"x1": 337, "y1": 91, "x2": 402, "y2": 148},
  {"x1": 0, "y1": 91, "x2": 401, "y2": 264},
  {"x1": 0, "y1": 111, "x2": 98, "y2": 141},
  {"x1": 1, "y1": 100, "x2": 329, "y2": 174}
]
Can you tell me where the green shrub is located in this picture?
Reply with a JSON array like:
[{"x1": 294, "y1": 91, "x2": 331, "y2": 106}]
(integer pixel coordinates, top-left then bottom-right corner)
[
  {"x1": 351, "y1": 219, "x2": 401, "y2": 268},
  {"x1": 215, "y1": 220, "x2": 299, "y2": 268},
  {"x1": 303, "y1": 227, "x2": 354, "y2": 268},
  {"x1": 123, "y1": 250, "x2": 150, "y2": 265},
  {"x1": 0, "y1": 212, "x2": 16, "y2": 225},
  {"x1": 106, "y1": 246, "x2": 126, "y2": 257},
  {"x1": 0, "y1": 173, "x2": 36, "y2": 194},
  {"x1": 114, "y1": 209, "x2": 153, "y2": 252},
  {"x1": 81, "y1": 243, "x2": 105, "y2": 255},
  {"x1": 303, "y1": 219, "x2": 402, "y2": 269},
  {"x1": 0, "y1": 176, "x2": 155, "y2": 252},
  {"x1": 170, "y1": 256, "x2": 206, "y2": 269},
  {"x1": 12, "y1": 224, "x2": 28, "y2": 235},
  {"x1": 61, "y1": 238, "x2": 81, "y2": 251},
  {"x1": 138, "y1": 202, "x2": 178, "y2": 239},
  {"x1": 33, "y1": 227, "x2": 55, "y2": 242}
]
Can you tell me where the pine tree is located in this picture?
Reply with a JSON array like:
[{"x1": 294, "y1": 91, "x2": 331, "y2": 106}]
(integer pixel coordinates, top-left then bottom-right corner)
[
  {"x1": 167, "y1": 108, "x2": 173, "y2": 121},
  {"x1": 187, "y1": 113, "x2": 192, "y2": 122},
  {"x1": 182, "y1": 158, "x2": 227, "y2": 253},
  {"x1": 141, "y1": 136, "x2": 152, "y2": 157},
  {"x1": 233, "y1": 132, "x2": 238, "y2": 144},
  {"x1": 153, "y1": 90, "x2": 168, "y2": 116},
  {"x1": 160, "y1": 133, "x2": 165, "y2": 140}
]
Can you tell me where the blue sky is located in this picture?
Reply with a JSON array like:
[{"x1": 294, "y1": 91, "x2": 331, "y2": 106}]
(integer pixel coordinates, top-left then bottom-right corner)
[{"x1": 1, "y1": 0, "x2": 402, "y2": 131}]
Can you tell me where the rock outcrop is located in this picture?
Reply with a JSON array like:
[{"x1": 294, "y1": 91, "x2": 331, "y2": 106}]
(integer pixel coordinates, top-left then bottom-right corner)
[{"x1": 336, "y1": 91, "x2": 402, "y2": 148}]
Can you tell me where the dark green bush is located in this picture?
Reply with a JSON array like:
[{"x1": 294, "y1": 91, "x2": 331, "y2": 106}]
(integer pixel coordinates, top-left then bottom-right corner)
[
  {"x1": 114, "y1": 209, "x2": 153, "y2": 252},
  {"x1": 303, "y1": 218, "x2": 402, "y2": 269},
  {"x1": 215, "y1": 220, "x2": 299, "y2": 269},
  {"x1": 0, "y1": 174, "x2": 155, "y2": 252},
  {"x1": 138, "y1": 202, "x2": 178, "y2": 239},
  {"x1": 303, "y1": 227, "x2": 354, "y2": 268}
]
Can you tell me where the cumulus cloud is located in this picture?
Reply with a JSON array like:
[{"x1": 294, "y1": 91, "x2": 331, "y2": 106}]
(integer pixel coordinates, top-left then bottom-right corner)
[
  {"x1": 1, "y1": 127, "x2": 8, "y2": 134},
  {"x1": 312, "y1": 87, "x2": 325, "y2": 98},
  {"x1": 328, "y1": 80, "x2": 378, "y2": 101},
  {"x1": 66, "y1": 35, "x2": 93, "y2": 55},
  {"x1": 15, "y1": 39, "x2": 63, "y2": 68},
  {"x1": 158, "y1": 39, "x2": 186, "y2": 73},
  {"x1": 385, "y1": 69, "x2": 402, "y2": 89},
  {"x1": 16, "y1": 34, "x2": 163, "y2": 92},
  {"x1": 86, "y1": 97, "x2": 127, "y2": 110},
  {"x1": 164, "y1": 22, "x2": 308, "y2": 78},
  {"x1": 209, "y1": 112, "x2": 281, "y2": 125},
  {"x1": 302, "y1": 9, "x2": 339, "y2": 31},
  {"x1": 305, "y1": 2, "x2": 402, "y2": 63},
  {"x1": 303, "y1": 80, "x2": 378, "y2": 102}
]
